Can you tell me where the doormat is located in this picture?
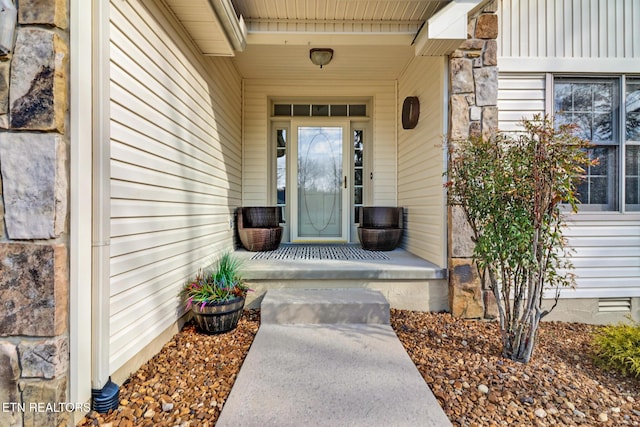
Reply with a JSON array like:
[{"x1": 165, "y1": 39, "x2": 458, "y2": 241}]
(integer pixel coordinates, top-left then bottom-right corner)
[{"x1": 250, "y1": 245, "x2": 390, "y2": 261}]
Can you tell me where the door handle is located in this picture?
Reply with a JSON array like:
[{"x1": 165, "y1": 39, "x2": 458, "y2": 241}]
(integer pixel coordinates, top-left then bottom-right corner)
[{"x1": 344, "y1": 176, "x2": 347, "y2": 189}]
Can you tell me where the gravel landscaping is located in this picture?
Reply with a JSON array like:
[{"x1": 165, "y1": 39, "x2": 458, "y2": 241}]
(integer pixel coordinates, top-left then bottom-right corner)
[{"x1": 80, "y1": 309, "x2": 639, "y2": 426}]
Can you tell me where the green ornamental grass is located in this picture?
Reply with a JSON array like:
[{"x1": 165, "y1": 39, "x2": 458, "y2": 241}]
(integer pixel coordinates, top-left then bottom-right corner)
[
  {"x1": 181, "y1": 252, "x2": 249, "y2": 310},
  {"x1": 592, "y1": 318, "x2": 640, "y2": 378}
]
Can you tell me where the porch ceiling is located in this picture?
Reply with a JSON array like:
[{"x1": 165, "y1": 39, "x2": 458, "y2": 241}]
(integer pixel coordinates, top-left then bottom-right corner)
[
  {"x1": 231, "y1": 0, "x2": 448, "y2": 80},
  {"x1": 166, "y1": 0, "x2": 468, "y2": 80}
]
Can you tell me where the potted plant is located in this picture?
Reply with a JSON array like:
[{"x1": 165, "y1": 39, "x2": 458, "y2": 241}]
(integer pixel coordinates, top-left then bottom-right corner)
[{"x1": 181, "y1": 252, "x2": 249, "y2": 334}]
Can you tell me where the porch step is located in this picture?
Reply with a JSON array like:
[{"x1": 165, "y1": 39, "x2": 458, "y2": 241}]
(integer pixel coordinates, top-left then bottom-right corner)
[{"x1": 260, "y1": 288, "x2": 390, "y2": 324}]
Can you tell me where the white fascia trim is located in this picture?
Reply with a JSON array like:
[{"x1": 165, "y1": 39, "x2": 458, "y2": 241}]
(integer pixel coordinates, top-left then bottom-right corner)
[
  {"x1": 414, "y1": 0, "x2": 482, "y2": 56},
  {"x1": 208, "y1": 0, "x2": 247, "y2": 52},
  {"x1": 428, "y1": 0, "x2": 479, "y2": 39}
]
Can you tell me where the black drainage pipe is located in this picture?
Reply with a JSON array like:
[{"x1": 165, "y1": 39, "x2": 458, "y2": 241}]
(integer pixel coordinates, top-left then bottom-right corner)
[{"x1": 91, "y1": 378, "x2": 120, "y2": 413}]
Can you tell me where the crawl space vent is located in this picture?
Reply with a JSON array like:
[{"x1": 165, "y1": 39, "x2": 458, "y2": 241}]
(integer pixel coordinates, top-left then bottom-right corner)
[{"x1": 598, "y1": 298, "x2": 632, "y2": 313}]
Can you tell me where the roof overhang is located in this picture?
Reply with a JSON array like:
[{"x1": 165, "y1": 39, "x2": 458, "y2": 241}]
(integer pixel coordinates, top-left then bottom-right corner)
[
  {"x1": 414, "y1": 0, "x2": 485, "y2": 56},
  {"x1": 164, "y1": 0, "x2": 246, "y2": 56},
  {"x1": 164, "y1": 0, "x2": 494, "y2": 79}
]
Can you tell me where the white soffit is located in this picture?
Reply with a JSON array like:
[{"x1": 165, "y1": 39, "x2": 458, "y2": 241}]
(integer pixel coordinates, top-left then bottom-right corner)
[
  {"x1": 233, "y1": 0, "x2": 447, "y2": 46},
  {"x1": 164, "y1": 0, "x2": 246, "y2": 56},
  {"x1": 414, "y1": 0, "x2": 482, "y2": 56}
]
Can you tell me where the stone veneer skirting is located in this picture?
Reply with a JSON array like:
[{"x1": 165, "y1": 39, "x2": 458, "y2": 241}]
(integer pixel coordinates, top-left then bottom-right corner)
[{"x1": 0, "y1": 0, "x2": 71, "y2": 425}]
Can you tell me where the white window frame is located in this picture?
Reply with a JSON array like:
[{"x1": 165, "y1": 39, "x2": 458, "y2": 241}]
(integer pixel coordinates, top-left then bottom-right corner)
[{"x1": 551, "y1": 73, "x2": 640, "y2": 214}]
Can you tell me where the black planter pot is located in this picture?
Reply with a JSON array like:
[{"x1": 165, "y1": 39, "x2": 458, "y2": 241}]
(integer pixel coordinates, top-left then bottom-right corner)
[{"x1": 191, "y1": 296, "x2": 245, "y2": 334}]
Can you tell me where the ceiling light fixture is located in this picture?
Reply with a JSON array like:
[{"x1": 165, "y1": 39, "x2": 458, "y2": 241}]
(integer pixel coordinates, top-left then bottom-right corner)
[{"x1": 309, "y1": 48, "x2": 334, "y2": 68}]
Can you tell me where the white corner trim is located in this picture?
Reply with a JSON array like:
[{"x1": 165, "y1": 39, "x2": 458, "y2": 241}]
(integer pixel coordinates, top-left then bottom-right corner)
[
  {"x1": 92, "y1": 0, "x2": 112, "y2": 390},
  {"x1": 69, "y1": 0, "x2": 93, "y2": 407}
]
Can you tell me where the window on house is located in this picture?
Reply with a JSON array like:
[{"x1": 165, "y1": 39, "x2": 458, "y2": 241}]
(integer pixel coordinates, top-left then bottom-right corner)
[
  {"x1": 553, "y1": 77, "x2": 640, "y2": 212},
  {"x1": 625, "y1": 78, "x2": 640, "y2": 211},
  {"x1": 273, "y1": 103, "x2": 367, "y2": 117},
  {"x1": 275, "y1": 128, "x2": 287, "y2": 213},
  {"x1": 353, "y1": 129, "x2": 364, "y2": 222}
]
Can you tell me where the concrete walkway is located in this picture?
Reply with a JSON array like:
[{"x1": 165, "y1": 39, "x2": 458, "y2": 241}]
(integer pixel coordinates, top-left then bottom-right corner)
[{"x1": 216, "y1": 289, "x2": 451, "y2": 427}]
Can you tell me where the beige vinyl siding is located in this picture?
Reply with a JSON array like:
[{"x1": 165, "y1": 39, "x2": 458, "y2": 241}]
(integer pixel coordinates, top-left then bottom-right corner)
[
  {"x1": 560, "y1": 218, "x2": 640, "y2": 298},
  {"x1": 397, "y1": 57, "x2": 446, "y2": 267},
  {"x1": 498, "y1": 0, "x2": 640, "y2": 72},
  {"x1": 497, "y1": 73, "x2": 546, "y2": 131},
  {"x1": 242, "y1": 79, "x2": 397, "y2": 207},
  {"x1": 109, "y1": 0, "x2": 241, "y2": 373},
  {"x1": 498, "y1": 72, "x2": 640, "y2": 299}
]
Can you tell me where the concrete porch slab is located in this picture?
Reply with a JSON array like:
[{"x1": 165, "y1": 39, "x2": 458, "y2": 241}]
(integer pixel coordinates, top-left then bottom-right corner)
[{"x1": 235, "y1": 245, "x2": 448, "y2": 281}]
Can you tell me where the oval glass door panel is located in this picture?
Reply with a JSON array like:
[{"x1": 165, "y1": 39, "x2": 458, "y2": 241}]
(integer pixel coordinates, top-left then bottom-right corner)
[{"x1": 297, "y1": 126, "x2": 343, "y2": 237}]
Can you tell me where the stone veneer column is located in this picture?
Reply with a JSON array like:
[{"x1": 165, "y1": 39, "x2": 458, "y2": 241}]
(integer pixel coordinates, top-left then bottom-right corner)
[
  {"x1": 447, "y1": 0, "x2": 499, "y2": 319},
  {"x1": 0, "y1": 0, "x2": 71, "y2": 426}
]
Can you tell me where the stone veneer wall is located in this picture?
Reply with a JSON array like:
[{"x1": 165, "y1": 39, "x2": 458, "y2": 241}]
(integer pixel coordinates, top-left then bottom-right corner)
[
  {"x1": 0, "y1": 0, "x2": 70, "y2": 426},
  {"x1": 447, "y1": 0, "x2": 499, "y2": 319}
]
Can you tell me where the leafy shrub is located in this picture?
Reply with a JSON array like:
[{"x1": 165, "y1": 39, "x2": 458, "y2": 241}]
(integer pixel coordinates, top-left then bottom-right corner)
[
  {"x1": 446, "y1": 115, "x2": 593, "y2": 363},
  {"x1": 592, "y1": 318, "x2": 640, "y2": 377}
]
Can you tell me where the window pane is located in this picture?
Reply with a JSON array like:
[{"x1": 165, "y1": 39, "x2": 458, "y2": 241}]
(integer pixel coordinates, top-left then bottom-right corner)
[
  {"x1": 593, "y1": 113, "x2": 612, "y2": 141},
  {"x1": 594, "y1": 83, "x2": 613, "y2": 111},
  {"x1": 626, "y1": 146, "x2": 640, "y2": 211},
  {"x1": 626, "y1": 145, "x2": 640, "y2": 175},
  {"x1": 354, "y1": 130, "x2": 363, "y2": 150},
  {"x1": 627, "y1": 178, "x2": 639, "y2": 207},
  {"x1": 554, "y1": 78, "x2": 619, "y2": 211},
  {"x1": 276, "y1": 129, "x2": 287, "y2": 206},
  {"x1": 312, "y1": 105, "x2": 329, "y2": 116},
  {"x1": 277, "y1": 129, "x2": 286, "y2": 148},
  {"x1": 331, "y1": 105, "x2": 347, "y2": 116},
  {"x1": 354, "y1": 169, "x2": 363, "y2": 185},
  {"x1": 354, "y1": 150, "x2": 363, "y2": 167},
  {"x1": 591, "y1": 146, "x2": 611, "y2": 175},
  {"x1": 626, "y1": 80, "x2": 640, "y2": 141},
  {"x1": 274, "y1": 104, "x2": 291, "y2": 116},
  {"x1": 554, "y1": 83, "x2": 572, "y2": 112},
  {"x1": 574, "y1": 113, "x2": 592, "y2": 140},
  {"x1": 293, "y1": 104, "x2": 310, "y2": 116},
  {"x1": 353, "y1": 129, "x2": 365, "y2": 223},
  {"x1": 589, "y1": 177, "x2": 608, "y2": 204},
  {"x1": 354, "y1": 187, "x2": 363, "y2": 205},
  {"x1": 575, "y1": 147, "x2": 618, "y2": 210},
  {"x1": 576, "y1": 181, "x2": 588, "y2": 203},
  {"x1": 628, "y1": 114, "x2": 640, "y2": 141},
  {"x1": 554, "y1": 79, "x2": 617, "y2": 142},
  {"x1": 349, "y1": 104, "x2": 367, "y2": 116},
  {"x1": 573, "y1": 85, "x2": 593, "y2": 111}
]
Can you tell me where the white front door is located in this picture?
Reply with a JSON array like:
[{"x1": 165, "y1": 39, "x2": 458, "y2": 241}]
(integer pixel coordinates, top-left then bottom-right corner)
[{"x1": 291, "y1": 121, "x2": 350, "y2": 242}]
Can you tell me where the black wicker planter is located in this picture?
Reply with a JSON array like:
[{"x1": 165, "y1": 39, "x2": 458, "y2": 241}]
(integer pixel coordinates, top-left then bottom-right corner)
[
  {"x1": 358, "y1": 206, "x2": 404, "y2": 251},
  {"x1": 191, "y1": 296, "x2": 245, "y2": 334}
]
